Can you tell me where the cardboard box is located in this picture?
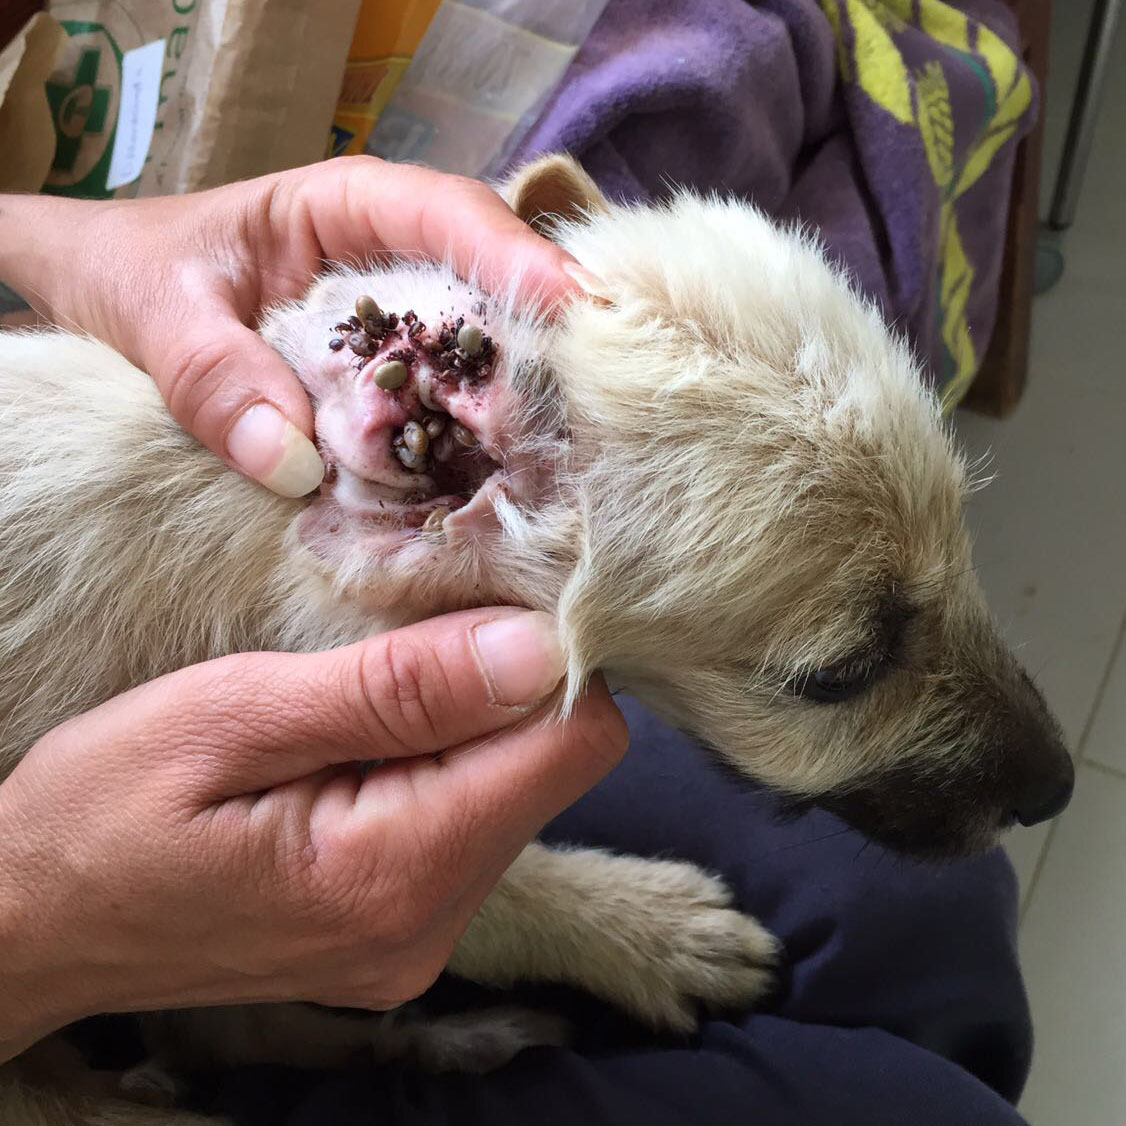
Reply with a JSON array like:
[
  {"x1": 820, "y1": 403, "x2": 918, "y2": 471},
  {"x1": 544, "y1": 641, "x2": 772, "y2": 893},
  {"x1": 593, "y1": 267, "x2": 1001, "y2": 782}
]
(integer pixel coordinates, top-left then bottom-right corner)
[{"x1": 28, "y1": 0, "x2": 359, "y2": 199}]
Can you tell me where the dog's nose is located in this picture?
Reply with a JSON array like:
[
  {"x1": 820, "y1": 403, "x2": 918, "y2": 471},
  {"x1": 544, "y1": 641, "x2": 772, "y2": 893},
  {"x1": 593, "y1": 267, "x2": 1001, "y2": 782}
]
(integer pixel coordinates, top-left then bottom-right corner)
[{"x1": 1012, "y1": 752, "x2": 1075, "y2": 827}]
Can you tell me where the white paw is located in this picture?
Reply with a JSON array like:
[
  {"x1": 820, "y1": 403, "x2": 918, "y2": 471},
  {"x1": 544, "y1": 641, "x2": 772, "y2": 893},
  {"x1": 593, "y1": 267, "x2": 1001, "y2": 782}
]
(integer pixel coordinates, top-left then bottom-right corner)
[
  {"x1": 577, "y1": 855, "x2": 780, "y2": 1032},
  {"x1": 409, "y1": 1007, "x2": 570, "y2": 1073},
  {"x1": 118, "y1": 1061, "x2": 181, "y2": 1107}
]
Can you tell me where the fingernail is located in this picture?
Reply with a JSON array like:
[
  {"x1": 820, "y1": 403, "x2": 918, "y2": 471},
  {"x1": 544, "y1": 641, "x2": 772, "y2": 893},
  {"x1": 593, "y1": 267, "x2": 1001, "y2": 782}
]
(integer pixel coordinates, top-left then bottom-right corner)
[
  {"x1": 226, "y1": 403, "x2": 325, "y2": 498},
  {"x1": 561, "y1": 261, "x2": 613, "y2": 306},
  {"x1": 472, "y1": 612, "x2": 566, "y2": 708}
]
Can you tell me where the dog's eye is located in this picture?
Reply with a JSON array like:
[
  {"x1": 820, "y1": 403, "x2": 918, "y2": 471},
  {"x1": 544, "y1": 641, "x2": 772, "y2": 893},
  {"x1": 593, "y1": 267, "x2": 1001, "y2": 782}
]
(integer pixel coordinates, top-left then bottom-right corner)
[{"x1": 792, "y1": 665, "x2": 875, "y2": 704}]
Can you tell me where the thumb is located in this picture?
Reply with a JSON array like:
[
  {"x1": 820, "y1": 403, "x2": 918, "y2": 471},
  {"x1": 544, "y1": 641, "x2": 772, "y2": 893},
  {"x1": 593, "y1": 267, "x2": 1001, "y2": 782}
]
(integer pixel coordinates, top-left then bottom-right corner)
[
  {"x1": 146, "y1": 312, "x2": 324, "y2": 498},
  {"x1": 41, "y1": 609, "x2": 574, "y2": 801},
  {"x1": 377, "y1": 675, "x2": 629, "y2": 877}
]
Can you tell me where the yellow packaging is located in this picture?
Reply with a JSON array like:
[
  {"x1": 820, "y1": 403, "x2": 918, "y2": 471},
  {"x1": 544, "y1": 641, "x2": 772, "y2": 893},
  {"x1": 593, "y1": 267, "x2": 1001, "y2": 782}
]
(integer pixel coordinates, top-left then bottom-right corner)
[{"x1": 327, "y1": 0, "x2": 441, "y2": 158}]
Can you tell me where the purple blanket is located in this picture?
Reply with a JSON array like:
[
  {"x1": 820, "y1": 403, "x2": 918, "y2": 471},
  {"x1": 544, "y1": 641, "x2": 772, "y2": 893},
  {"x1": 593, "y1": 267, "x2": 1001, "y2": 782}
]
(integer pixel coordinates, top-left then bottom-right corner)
[{"x1": 510, "y1": 0, "x2": 1036, "y2": 407}]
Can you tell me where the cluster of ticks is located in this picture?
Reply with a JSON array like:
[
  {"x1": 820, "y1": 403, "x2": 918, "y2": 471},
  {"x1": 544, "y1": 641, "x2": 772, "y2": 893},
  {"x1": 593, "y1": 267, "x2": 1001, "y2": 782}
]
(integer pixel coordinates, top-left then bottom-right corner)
[
  {"x1": 328, "y1": 294, "x2": 495, "y2": 392},
  {"x1": 328, "y1": 295, "x2": 496, "y2": 529}
]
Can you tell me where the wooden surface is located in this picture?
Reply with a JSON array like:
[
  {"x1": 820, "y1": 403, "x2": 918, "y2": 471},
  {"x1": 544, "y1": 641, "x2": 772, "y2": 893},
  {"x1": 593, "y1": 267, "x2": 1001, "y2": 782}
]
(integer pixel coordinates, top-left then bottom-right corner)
[{"x1": 963, "y1": 0, "x2": 1052, "y2": 417}]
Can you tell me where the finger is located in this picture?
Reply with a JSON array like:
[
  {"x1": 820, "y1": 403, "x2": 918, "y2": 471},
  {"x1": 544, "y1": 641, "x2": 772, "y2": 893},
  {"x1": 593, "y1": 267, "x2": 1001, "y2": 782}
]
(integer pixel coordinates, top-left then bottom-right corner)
[
  {"x1": 295, "y1": 159, "x2": 582, "y2": 315},
  {"x1": 301, "y1": 677, "x2": 627, "y2": 952},
  {"x1": 55, "y1": 609, "x2": 569, "y2": 800},
  {"x1": 144, "y1": 308, "x2": 323, "y2": 498},
  {"x1": 350, "y1": 677, "x2": 628, "y2": 880}
]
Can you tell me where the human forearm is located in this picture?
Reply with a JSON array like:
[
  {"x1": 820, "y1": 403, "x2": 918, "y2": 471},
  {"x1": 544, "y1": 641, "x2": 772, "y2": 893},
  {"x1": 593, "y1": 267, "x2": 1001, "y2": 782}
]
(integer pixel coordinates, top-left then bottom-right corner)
[
  {"x1": 0, "y1": 194, "x2": 103, "y2": 322},
  {"x1": 0, "y1": 841, "x2": 93, "y2": 1064}
]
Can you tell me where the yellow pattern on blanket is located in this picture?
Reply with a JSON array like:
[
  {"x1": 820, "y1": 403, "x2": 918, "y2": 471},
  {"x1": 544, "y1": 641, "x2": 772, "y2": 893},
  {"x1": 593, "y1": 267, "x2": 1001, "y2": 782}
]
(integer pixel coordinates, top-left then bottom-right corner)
[{"x1": 819, "y1": 0, "x2": 1032, "y2": 410}]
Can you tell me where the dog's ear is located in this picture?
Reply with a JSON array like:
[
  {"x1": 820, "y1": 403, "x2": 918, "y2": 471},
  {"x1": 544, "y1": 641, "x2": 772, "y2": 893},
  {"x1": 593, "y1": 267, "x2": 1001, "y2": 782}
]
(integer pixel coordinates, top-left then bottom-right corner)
[{"x1": 500, "y1": 153, "x2": 608, "y2": 238}]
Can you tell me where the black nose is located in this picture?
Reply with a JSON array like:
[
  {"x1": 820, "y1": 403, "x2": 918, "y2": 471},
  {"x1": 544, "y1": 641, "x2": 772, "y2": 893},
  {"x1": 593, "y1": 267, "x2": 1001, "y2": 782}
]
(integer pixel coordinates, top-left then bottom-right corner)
[{"x1": 1013, "y1": 752, "x2": 1075, "y2": 827}]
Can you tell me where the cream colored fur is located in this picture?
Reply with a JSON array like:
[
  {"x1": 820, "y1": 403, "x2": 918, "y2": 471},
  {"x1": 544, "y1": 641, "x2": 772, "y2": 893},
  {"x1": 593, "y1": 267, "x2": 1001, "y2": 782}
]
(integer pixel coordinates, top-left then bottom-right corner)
[
  {"x1": 0, "y1": 155, "x2": 1066, "y2": 1120},
  {"x1": 0, "y1": 170, "x2": 974, "y2": 794}
]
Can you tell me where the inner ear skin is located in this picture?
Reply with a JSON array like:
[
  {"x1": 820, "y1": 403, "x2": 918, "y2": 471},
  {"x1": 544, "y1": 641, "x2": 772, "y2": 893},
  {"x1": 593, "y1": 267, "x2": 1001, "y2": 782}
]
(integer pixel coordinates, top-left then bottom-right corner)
[
  {"x1": 515, "y1": 171, "x2": 588, "y2": 236},
  {"x1": 503, "y1": 154, "x2": 608, "y2": 235}
]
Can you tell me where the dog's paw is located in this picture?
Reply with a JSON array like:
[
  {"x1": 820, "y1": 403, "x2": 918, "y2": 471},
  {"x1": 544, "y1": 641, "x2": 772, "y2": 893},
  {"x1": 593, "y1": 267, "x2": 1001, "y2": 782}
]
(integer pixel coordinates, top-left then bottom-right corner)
[
  {"x1": 407, "y1": 1007, "x2": 570, "y2": 1073},
  {"x1": 118, "y1": 1061, "x2": 181, "y2": 1107},
  {"x1": 578, "y1": 857, "x2": 780, "y2": 1032}
]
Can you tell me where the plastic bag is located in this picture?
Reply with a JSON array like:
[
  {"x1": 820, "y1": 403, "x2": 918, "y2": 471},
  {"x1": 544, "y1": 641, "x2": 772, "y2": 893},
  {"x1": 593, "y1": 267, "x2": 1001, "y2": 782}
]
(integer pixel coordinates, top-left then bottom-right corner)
[{"x1": 365, "y1": 0, "x2": 610, "y2": 179}]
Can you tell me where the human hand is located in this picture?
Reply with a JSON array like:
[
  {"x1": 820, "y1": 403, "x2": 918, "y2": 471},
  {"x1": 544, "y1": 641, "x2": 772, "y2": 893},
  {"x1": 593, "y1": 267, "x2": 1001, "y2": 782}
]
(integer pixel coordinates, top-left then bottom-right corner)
[
  {"x1": 0, "y1": 158, "x2": 581, "y2": 496},
  {"x1": 0, "y1": 609, "x2": 626, "y2": 1063}
]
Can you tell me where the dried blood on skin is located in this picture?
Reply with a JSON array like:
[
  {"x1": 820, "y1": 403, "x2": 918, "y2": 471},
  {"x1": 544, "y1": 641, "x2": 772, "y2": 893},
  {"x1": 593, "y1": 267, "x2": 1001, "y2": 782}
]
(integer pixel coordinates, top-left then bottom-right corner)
[
  {"x1": 423, "y1": 316, "x2": 494, "y2": 383},
  {"x1": 318, "y1": 298, "x2": 503, "y2": 517}
]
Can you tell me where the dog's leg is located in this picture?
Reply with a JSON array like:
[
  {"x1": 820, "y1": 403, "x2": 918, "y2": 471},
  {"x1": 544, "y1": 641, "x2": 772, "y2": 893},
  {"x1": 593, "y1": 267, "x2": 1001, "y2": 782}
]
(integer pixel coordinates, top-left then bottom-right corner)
[
  {"x1": 137, "y1": 843, "x2": 776, "y2": 1083},
  {"x1": 2, "y1": 1043, "x2": 217, "y2": 1125},
  {"x1": 449, "y1": 842, "x2": 779, "y2": 1031},
  {"x1": 139, "y1": 1002, "x2": 568, "y2": 1080},
  {"x1": 138, "y1": 846, "x2": 777, "y2": 1084}
]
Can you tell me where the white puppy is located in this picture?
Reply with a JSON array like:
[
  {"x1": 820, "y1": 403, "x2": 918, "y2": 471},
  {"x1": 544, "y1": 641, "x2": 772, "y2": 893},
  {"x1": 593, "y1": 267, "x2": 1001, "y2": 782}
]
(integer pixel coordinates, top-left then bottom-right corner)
[{"x1": 0, "y1": 155, "x2": 1071, "y2": 1122}]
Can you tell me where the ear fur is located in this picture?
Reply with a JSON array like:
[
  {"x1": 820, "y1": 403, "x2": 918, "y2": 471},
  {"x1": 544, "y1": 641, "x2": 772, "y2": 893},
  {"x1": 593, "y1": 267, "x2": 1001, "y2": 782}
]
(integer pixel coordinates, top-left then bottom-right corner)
[{"x1": 500, "y1": 153, "x2": 609, "y2": 238}]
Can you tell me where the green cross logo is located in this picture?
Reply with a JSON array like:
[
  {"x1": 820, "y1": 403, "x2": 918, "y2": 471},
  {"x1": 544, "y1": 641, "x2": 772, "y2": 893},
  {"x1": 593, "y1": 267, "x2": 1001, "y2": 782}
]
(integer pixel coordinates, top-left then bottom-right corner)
[
  {"x1": 45, "y1": 47, "x2": 112, "y2": 174},
  {"x1": 42, "y1": 20, "x2": 122, "y2": 199}
]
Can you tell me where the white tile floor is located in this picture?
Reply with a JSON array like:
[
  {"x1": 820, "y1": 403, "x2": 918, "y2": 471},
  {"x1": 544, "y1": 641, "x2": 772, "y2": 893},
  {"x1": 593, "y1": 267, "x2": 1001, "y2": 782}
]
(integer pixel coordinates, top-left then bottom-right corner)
[{"x1": 953, "y1": 2, "x2": 1126, "y2": 1121}]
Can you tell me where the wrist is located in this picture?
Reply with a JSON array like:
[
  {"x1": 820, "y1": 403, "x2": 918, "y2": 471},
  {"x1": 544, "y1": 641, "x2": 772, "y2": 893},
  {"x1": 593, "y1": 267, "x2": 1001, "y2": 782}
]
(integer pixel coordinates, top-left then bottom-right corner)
[
  {"x1": 0, "y1": 899, "x2": 58, "y2": 1062},
  {"x1": 0, "y1": 808, "x2": 89, "y2": 1061},
  {"x1": 0, "y1": 194, "x2": 95, "y2": 323}
]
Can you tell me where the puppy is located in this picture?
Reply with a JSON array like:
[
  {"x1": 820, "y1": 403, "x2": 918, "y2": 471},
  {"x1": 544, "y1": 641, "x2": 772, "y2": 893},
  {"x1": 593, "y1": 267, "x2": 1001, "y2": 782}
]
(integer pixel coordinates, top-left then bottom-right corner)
[{"x1": 0, "y1": 154, "x2": 1073, "y2": 1121}]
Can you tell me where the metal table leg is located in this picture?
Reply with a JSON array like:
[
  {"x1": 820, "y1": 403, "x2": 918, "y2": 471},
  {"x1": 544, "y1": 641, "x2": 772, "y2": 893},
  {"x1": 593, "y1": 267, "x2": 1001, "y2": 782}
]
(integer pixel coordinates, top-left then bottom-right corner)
[{"x1": 1047, "y1": 0, "x2": 1123, "y2": 230}]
